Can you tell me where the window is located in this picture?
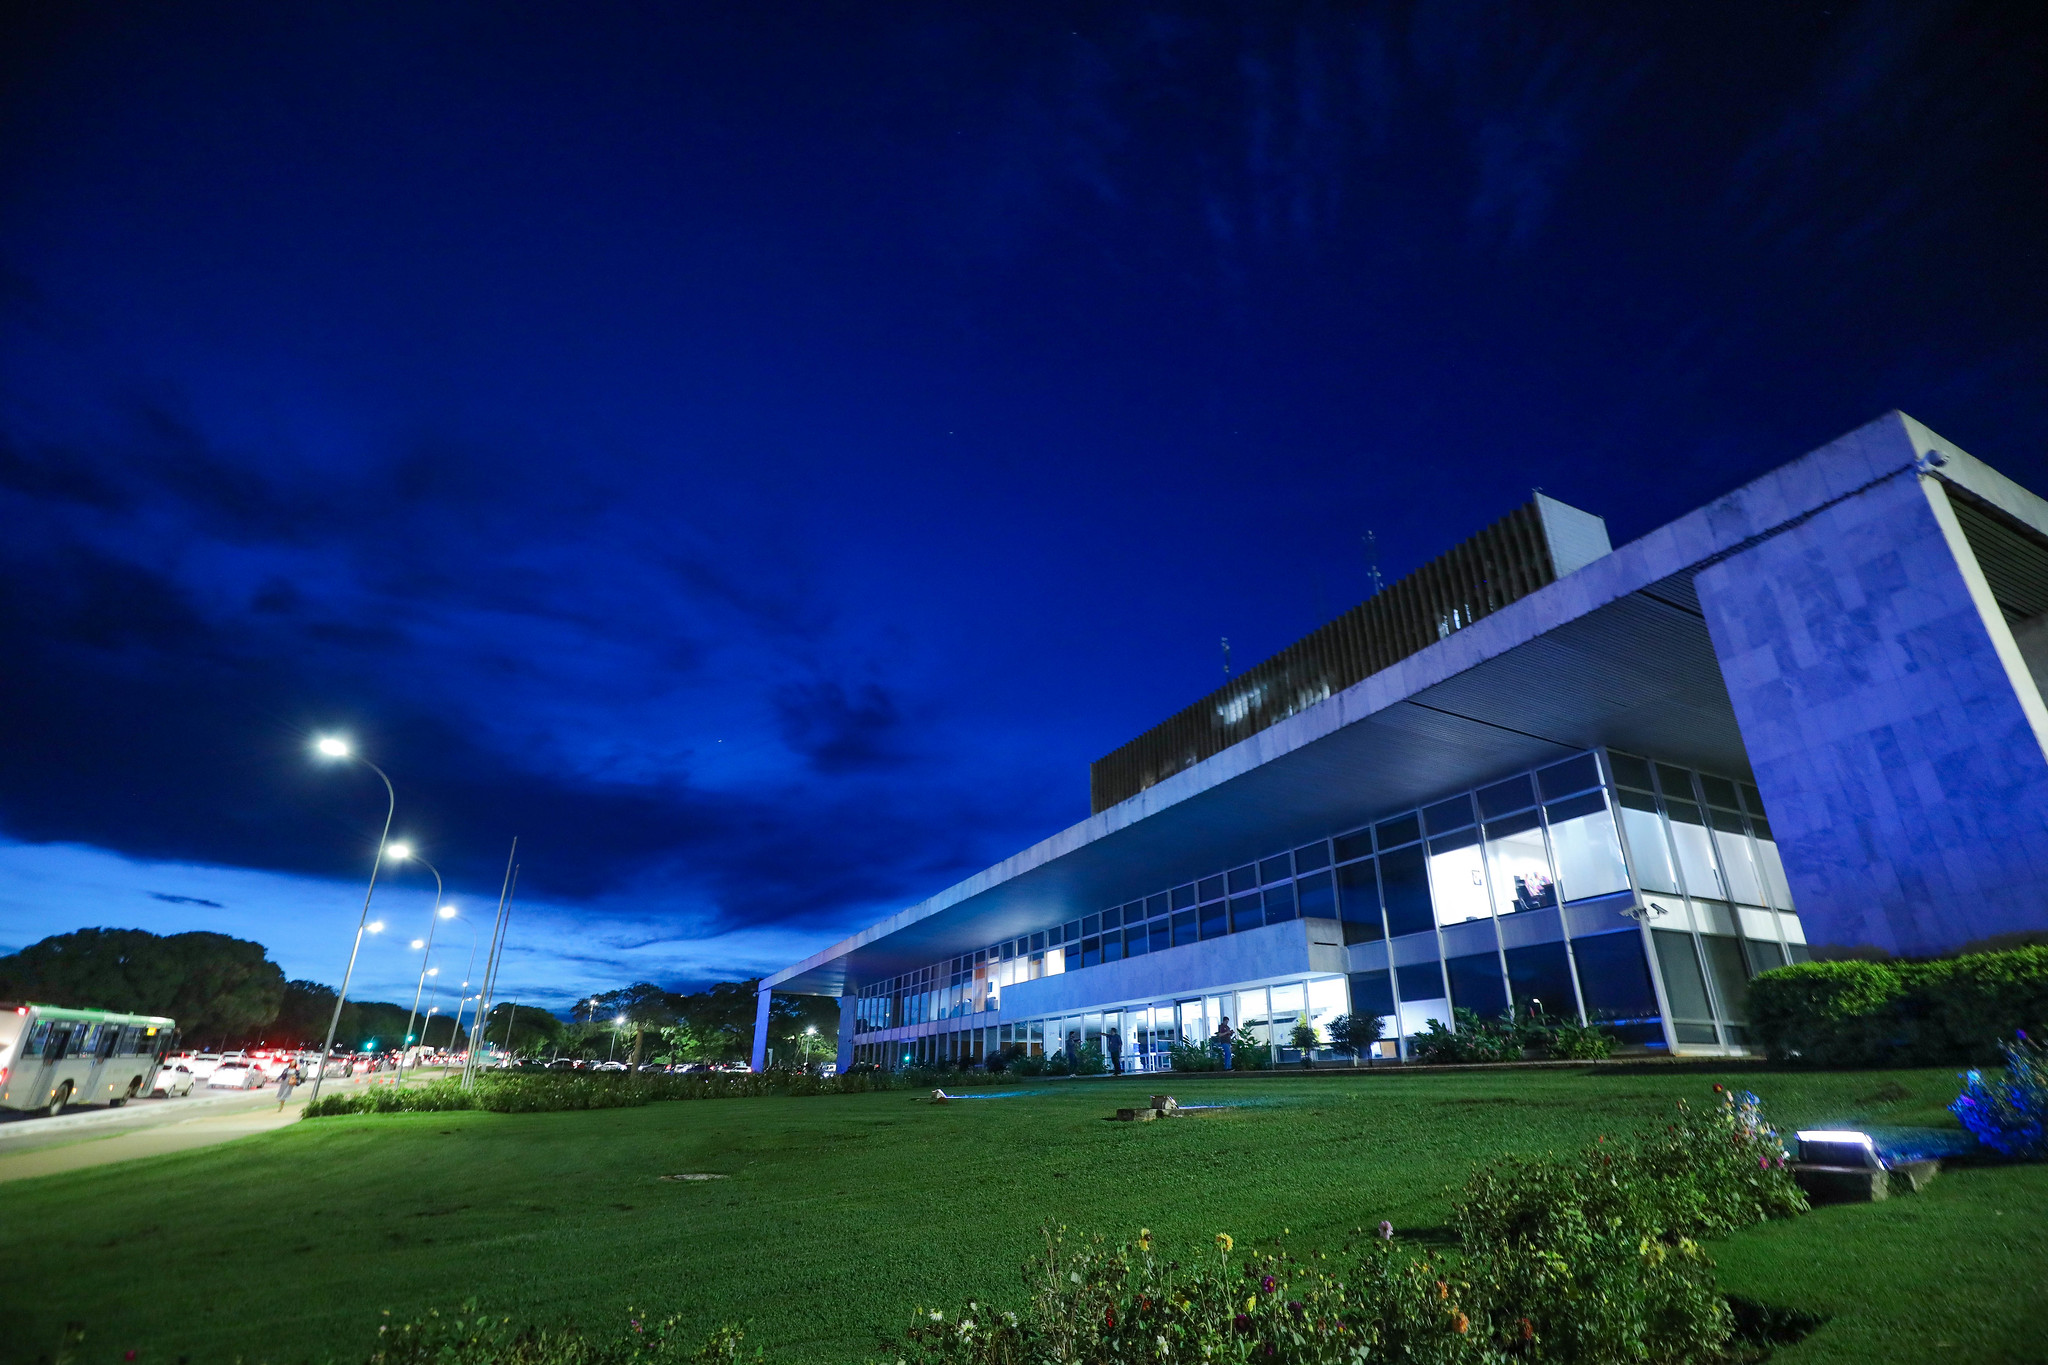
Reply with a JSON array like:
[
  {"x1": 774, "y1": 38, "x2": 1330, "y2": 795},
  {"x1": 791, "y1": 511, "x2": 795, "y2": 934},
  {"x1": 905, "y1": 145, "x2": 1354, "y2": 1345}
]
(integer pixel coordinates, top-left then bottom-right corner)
[
  {"x1": 1062, "y1": 920, "x2": 1082, "y2": 943},
  {"x1": 1258, "y1": 855, "x2": 1292, "y2": 885},
  {"x1": 1484, "y1": 809, "x2": 1555, "y2": 914},
  {"x1": 1608, "y1": 751, "x2": 1655, "y2": 790},
  {"x1": 1124, "y1": 925, "x2": 1149, "y2": 958},
  {"x1": 1376, "y1": 813, "x2": 1421, "y2": 849},
  {"x1": 1378, "y1": 844, "x2": 1434, "y2": 937},
  {"x1": 1227, "y1": 865, "x2": 1258, "y2": 894},
  {"x1": 1294, "y1": 841, "x2": 1331, "y2": 872},
  {"x1": 1618, "y1": 789, "x2": 1680, "y2": 893},
  {"x1": 1200, "y1": 899, "x2": 1229, "y2": 939},
  {"x1": 1427, "y1": 828, "x2": 1491, "y2": 925},
  {"x1": 1197, "y1": 876, "x2": 1225, "y2": 903},
  {"x1": 1546, "y1": 792, "x2": 1630, "y2": 901},
  {"x1": 1081, "y1": 936, "x2": 1102, "y2": 968},
  {"x1": 1538, "y1": 753, "x2": 1600, "y2": 801},
  {"x1": 1446, "y1": 952, "x2": 1508, "y2": 1017},
  {"x1": 1424, "y1": 795, "x2": 1475, "y2": 835},
  {"x1": 1665, "y1": 801, "x2": 1724, "y2": 900},
  {"x1": 1571, "y1": 931, "x2": 1661, "y2": 1027},
  {"x1": 1503, "y1": 942, "x2": 1578, "y2": 1021},
  {"x1": 1296, "y1": 869, "x2": 1337, "y2": 920},
  {"x1": 1334, "y1": 828, "x2": 1374, "y2": 862},
  {"x1": 1170, "y1": 886, "x2": 1194, "y2": 911},
  {"x1": 1335, "y1": 860, "x2": 1383, "y2": 943},
  {"x1": 1699, "y1": 934, "x2": 1752, "y2": 1024},
  {"x1": 1348, "y1": 969, "x2": 1396, "y2": 1021},
  {"x1": 1477, "y1": 775, "x2": 1535, "y2": 820},
  {"x1": 1150, "y1": 918, "x2": 1172, "y2": 953},
  {"x1": 1229, "y1": 894, "x2": 1263, "y2": 932},
  {"x1": 1750, "y1": 816, "x2": 1794, "y2": 908},
  {"x1": 1263, "y1": 883, "x2": 1297, "y2": 924},
  {"x1": 1653, "y1": 929, "x2": 1717, "y2": 1043},
  {"x1": 1171, "y1": 910, "x2": 1198, "y2": 948},
  {"x1": 1710, "y1": 808, "x2": 1766, "y2": 905},
  {"x1": 1744, "y1": 938, "x2": 1786, "y2": 974}
]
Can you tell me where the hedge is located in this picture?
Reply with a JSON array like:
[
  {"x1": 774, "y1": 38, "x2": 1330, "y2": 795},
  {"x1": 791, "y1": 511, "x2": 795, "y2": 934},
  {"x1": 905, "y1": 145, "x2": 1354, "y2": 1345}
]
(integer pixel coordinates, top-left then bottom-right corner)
[
  {"x1": 300, "y1": 1066, "x2": 1007, "y2": 1119},
  {"x1": 1748, "y1": 944, "x2": 2048, "y2": 1065}
]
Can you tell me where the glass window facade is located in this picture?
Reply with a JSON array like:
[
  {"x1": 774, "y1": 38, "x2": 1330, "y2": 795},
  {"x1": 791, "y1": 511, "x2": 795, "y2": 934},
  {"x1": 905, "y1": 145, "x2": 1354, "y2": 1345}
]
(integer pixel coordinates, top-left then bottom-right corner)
[{"x1": 848, "y1": 748, "x2": 1803, "y2": 1069}]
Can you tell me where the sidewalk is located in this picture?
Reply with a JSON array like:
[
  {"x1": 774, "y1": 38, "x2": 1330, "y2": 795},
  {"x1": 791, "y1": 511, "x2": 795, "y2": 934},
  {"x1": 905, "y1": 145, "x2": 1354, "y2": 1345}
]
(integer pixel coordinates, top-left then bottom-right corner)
[{"x1": 0, "y1": 1067, "x2": 459, "y2": 1183}]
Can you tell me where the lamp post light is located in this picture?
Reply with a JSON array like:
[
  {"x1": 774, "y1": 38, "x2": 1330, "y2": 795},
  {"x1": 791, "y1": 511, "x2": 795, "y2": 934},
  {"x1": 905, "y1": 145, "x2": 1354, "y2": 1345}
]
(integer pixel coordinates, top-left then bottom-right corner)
[
  {"x1": 391, "y1": 847, "x2": 452, "y2": 1086},
  {"x1": 608, "y1": 1014, "x2": 625, "y2": 1064},
  {"x1": 308, "y1": 736, "x2": 398, "y2": 1105}
]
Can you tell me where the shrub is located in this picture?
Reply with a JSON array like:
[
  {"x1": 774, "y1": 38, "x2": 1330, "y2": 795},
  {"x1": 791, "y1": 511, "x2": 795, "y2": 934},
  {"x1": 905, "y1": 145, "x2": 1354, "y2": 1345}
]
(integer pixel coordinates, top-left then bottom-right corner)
[
  {"x1": 1951, "y1": 1031, "x2": 2048, "y2": 1159},
  {"x1": 1009, "y1": 1051, "x2": 1047, "y2": 1076},
  {"x1": 889, "y1": 1087, "x2": 1800, "y2": 1365},
  {"x1": 1043, "y1": 1049, "x2": 1073, "y2": 1076},
  {"x1": 300, "y1": 1065, "x2": 1011, "y2": 1119},
  {"x1": 1326, "y1": 1010, "x2": 1386, "y2": 1061},
  {"x1": 1071, "y1": 1042, "x2": 1109, "y2": 1076},
  {"x1": 1288, "y1": 1016, "x2": 1320, "y2": 1066},
  {"x1": 1409, "y1": 1009, "x2": 1522, "y2": 1065},
  {"x1": 1748, "y1": 945, "x2": 2048, "y2": 1065},
  {"x1": 366, "y1": 1300, "x2": 751, "y2": 1363},
  {"x1": 1543, "y1": 1018, "x2": 1615, "y2": 1060}
]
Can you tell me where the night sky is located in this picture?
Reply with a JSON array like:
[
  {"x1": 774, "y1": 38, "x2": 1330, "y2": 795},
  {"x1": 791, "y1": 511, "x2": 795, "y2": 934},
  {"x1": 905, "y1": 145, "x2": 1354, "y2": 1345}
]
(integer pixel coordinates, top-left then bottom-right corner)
[{"x1": 2, "y1": 4, "x2": 2043, "y2": 1009}]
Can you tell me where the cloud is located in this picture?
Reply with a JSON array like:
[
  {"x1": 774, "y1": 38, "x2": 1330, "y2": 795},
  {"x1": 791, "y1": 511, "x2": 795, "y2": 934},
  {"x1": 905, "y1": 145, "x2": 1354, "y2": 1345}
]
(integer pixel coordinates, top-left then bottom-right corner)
[{"x1": 150, "y1": 892, "x2": 224, "y2": 907}]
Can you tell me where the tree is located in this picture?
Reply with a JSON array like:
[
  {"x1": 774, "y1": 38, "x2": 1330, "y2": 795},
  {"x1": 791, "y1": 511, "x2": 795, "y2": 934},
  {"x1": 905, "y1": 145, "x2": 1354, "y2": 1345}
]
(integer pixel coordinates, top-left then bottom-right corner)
[
  {"x1": 476, "y1": 1002, "x2": 562, "y2": 1056},
  {"x1": 1288, "y1": 1015, "x2": 1322, "y2": 1067},
  {"x1": 0, "y1": 928, "x2": 285, "y2": 1044},
  {"x1": 589, "y1": 982, "x2": 681, "y2": 1067},
  {"x1": 1325, "y1": 1011, "x2": 1386, "y2": 1063},
  {"x1": 672, "y1": 980, "x2": 761, "y2": 1061}
]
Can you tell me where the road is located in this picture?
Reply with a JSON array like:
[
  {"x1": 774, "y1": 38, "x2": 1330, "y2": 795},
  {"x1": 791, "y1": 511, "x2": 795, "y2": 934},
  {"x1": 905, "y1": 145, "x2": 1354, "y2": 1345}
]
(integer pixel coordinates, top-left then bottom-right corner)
[{"x1": 0, "y1": 1069, "x2": 456, "y2": 1183}]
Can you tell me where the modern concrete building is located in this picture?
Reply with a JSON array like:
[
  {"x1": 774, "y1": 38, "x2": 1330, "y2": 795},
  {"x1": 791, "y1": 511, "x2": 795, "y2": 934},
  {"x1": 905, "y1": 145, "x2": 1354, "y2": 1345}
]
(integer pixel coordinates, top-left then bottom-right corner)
[{"x1": 753, "y1": 414, "x2": 2048, "y2": 1072}]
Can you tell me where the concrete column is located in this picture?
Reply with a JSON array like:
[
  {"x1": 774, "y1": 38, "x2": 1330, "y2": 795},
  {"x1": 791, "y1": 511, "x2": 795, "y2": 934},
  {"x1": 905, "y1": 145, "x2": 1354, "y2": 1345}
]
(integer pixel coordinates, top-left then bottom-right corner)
[
  {"x1": 1697, "y1": 468, "x2": 2048, "y2": 955},
  {"x1": 836, "y1": 997, "x2": 856, "y2": 1071},
  {"x1": 749, "y1": 986, "x2": 772, "y2": 1072}
]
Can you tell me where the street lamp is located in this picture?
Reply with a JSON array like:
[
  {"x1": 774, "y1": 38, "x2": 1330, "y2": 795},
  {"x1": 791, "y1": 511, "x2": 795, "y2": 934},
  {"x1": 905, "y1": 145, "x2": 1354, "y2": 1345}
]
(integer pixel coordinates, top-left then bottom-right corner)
[
  {"x1": 390, "y1": 846, "x2": 452, "y2": 1085},
  {"x1": 308, "y1": 735, "x2": 398, "y2": 1104},
  {"x1": 608, "y1": 1014, "x2": 625, "y2": 1063},
  {"x1": 438, "y1": 914, "x2": 479, "y2": 1055}
]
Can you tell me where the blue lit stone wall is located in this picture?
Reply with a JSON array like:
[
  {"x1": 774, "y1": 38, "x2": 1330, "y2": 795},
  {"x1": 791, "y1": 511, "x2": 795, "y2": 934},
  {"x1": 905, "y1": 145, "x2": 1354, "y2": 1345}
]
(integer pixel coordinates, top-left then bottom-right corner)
[{"x1": 1697, "y1": 470, "x2": 2048, "y2": 956}]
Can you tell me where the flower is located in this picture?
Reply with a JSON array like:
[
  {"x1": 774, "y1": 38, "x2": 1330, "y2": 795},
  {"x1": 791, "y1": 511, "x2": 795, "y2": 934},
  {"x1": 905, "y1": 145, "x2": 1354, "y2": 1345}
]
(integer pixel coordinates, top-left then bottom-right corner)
[
  {"x1": 1233, "y1": 1314, "x2": 1252, "y2": 1334},
  {"x1": 1519, "y1": 1318, "x2": 1534, "y2": 1341},
  {"x1": 1287, "y1": 1301, "x2": 1304, "y2": 1318},
  {"x1": 1245, "y1": 1297, "x2": 1256, "y2": 1314},
  {"x1": 1261, "y1": 1275, "x2": 1276, "y2": 1293},
  {"x1": 1436, "y1": 1281, "x2": 1448, "y2": 1300},
  {"x1": 929, "y1": 1311, "x2": 943, "y2": 1322},
  {"x1": 1377, "y1": 1220, "x2": 1394, "y2": 1240},
  {"x1": 125, "y1": 1355, "x2": 138, "y2": 1362},
  {"x1": 1453, "y1": 1312, "x2": 1470, "y2": 1334},
  {"x1": 1105, "y1": 1308, "x2": 1116, "y2": 1328},
  {"x1": 1215, "y1": 1233, "x2": 1234, "y2": 1253}
]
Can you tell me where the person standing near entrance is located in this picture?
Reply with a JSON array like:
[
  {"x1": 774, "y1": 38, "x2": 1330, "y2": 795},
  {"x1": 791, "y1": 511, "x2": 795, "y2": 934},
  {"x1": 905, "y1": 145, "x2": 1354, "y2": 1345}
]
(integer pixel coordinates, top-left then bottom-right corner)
[
  {"x1": 1215, "y1": 1016, "x2": 1235, "y2": 1071},
  {"x1": 1107, "y1": 1026, "x2": 1124, "y2": 1075}
]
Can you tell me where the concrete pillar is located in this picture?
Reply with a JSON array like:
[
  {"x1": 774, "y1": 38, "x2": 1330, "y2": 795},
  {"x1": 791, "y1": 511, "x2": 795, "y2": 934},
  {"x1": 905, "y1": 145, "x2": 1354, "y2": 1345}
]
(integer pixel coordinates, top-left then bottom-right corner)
[
  {"x1": 1697, "y1": 467, "x2": 2048, "y2": 955},
  {"x1": 836, "y1": 996, "x2": 856, "y2": 1071},
  {"x1": 749, "y1": 986, "x2": 772, "y2": 1072}
]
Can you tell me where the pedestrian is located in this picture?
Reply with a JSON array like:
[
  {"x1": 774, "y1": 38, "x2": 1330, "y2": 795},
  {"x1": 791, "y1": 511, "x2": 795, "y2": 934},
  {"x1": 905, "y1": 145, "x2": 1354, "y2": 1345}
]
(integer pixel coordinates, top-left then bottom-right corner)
[
  {"x1": 275, "y1": 1064, "x2": 300, "y2": 1111},
  {"x1": 1107, "y1": 1026, "x2": 1123, "y2": 1076},
  {"x1": 1215, "y1": 1016, "x2": 1235, "y2": 1071}
]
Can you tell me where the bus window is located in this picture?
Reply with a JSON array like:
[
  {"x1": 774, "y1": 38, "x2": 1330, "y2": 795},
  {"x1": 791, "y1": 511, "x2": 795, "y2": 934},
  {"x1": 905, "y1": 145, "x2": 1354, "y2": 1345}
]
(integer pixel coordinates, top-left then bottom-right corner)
[
  {"x1": 20, "y1": 1021, "x2": 50, "y2": 1058},
  {"x1": 99, "y1": 1027, "x2": 122, "y2": 1059}
]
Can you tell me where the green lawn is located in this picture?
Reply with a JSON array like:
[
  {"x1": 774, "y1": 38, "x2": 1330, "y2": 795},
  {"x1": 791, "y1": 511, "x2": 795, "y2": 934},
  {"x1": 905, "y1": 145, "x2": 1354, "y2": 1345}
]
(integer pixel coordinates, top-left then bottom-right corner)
[{"x1": 0, "y1": 1066, "x2": 2041, "y2": 1365}]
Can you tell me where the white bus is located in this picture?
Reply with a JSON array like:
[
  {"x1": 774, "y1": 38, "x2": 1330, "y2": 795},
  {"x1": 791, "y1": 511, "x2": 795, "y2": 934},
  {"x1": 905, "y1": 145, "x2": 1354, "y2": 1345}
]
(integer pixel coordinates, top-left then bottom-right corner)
[{"x1": 0, "y1": 1003, "x2": 177, "y2": 1116}]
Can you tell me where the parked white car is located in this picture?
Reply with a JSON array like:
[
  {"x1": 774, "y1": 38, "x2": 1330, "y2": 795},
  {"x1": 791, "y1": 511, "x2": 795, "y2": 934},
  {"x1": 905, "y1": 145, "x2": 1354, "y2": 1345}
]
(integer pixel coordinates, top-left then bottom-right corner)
[
  {"x1": 207, "y1": 1062, "x2": 265, "y2": 1090},
  {"x1": 182, "y1": 1052, "x2": 226, "y2": 1080},
  {"x1": 150, "y1": 1063, "x2": 197, "y2": 1097}
]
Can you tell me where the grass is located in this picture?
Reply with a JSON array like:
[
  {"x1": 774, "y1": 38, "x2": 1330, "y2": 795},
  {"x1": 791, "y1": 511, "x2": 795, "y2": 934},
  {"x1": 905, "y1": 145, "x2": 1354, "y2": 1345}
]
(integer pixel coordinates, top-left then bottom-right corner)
[{"x1": 0, "y1": 1065, "x2": 2040, "y2": 1364}]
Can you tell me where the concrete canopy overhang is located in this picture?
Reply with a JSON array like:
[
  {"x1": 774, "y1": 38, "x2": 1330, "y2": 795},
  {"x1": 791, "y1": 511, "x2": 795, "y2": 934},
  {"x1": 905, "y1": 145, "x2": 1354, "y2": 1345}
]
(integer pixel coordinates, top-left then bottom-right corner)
[{"x1": 764, "y1": 413, "x2": 1999, "y2": 998}]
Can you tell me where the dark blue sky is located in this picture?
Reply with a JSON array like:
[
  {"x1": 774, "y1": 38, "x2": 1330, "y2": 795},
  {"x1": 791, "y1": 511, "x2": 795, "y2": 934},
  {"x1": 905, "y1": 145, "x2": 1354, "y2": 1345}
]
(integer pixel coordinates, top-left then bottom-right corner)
[{"x1": 2, "y1": 3, "x2": 2042, "y2": 1006}]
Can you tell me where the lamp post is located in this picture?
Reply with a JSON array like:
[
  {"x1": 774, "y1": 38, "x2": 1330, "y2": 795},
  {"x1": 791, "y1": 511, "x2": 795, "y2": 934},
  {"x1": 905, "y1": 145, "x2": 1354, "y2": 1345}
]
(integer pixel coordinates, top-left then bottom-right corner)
[
  {"x1": 441, "y1": 916, "x2": 478, "y2": 1055},
  {"x1": 608, "y1": 1014, "x2": 625, "y2": 1064},
  {"x1": 390, "y1": 848, "x2": 451, "y2": 1086},
  {"x1": 308, "y1": 736, "x2": 397, "y2": 1105}
]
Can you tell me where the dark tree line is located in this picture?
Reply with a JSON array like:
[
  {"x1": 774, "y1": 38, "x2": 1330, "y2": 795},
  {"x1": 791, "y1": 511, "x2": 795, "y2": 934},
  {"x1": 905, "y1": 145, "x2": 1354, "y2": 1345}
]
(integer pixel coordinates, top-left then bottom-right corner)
[
  {"x1": 0, "y1": 927, "x2": 838, "y2": 1060},
  {"x1": 0, "y1": 927, "x2": 445, "y2": 1050}
]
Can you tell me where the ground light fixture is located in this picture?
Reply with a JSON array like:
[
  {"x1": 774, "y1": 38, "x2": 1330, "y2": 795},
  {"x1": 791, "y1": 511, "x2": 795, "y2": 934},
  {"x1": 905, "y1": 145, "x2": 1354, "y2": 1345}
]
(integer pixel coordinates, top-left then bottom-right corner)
[
  {"x1": 308, "y1": 734, "x2": 399, "y2": 1104},
  {"x1": 1796, "y1": 1129, "x2": 1884, "y2": 1168}
]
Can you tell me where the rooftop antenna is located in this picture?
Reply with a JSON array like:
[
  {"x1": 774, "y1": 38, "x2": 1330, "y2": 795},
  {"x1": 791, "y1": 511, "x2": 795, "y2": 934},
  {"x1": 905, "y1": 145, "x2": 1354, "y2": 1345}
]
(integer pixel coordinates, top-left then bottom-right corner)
[
  {"x1": 1221, "y1": 636, "x2": 1231, "y2": 679},
  {"x1": 1363, "y1": 530, "x2": 1385, "y2": 597}
]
